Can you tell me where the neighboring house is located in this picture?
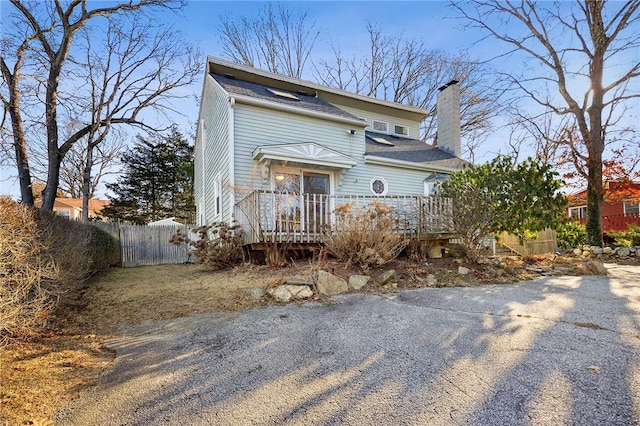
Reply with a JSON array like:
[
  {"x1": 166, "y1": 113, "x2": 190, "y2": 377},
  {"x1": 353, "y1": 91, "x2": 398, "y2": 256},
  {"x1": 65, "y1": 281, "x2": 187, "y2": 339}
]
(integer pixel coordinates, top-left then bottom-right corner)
[
  {"x1": 195, "y1": 57, "x2": 466, "y2": 249},
  {"x1": 35, "y1": 197, "x2": 110, "y2": 221},
  {"x1": 568, "y1": 180, "x2": 640, "y2": 232}
]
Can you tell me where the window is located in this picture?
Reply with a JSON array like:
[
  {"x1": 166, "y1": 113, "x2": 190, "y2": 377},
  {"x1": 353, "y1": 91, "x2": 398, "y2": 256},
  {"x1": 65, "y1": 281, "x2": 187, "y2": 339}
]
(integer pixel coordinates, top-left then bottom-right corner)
[
  {"x1": 214, "y1": 174, "x2": 222, "y2": 218},
  {"x1": 370, "y1": 177, "x2": 388, "y2": 196},
  {"x1": 624, "y1": 201, "x2": 640, "y2": 215},
  {"x1": 372, "y1": 120, "x2": 388, "y2": 133},
  {"x1": 568, "y1": 206, "x2": 587, "y2": 219},
  {"x1": 59, "y1": 209, "x2": 70, "y2": 218},
  {"x1": 424, "y1": 182, "x2": 440, "y2": 196},
  {"x1": 394, "y1": 125, "x2": 408, "y2": 136}
]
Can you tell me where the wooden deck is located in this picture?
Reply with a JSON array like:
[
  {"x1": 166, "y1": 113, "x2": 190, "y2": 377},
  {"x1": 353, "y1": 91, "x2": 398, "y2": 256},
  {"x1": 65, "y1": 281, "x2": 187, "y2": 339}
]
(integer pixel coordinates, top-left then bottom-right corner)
[{"x1": 234, "y1": 190, "x2": 456, "y2": 246}]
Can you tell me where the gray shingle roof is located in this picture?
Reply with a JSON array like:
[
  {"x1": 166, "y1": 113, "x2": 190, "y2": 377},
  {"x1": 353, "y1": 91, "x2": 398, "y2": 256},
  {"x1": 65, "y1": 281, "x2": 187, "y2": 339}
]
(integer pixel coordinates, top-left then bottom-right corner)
[
  {"x1": 365, "y1": 131, "x2": 467, "y2": 169},
  {"x1": 211, "y1": 73, "x2": 363, "y2": 122}
]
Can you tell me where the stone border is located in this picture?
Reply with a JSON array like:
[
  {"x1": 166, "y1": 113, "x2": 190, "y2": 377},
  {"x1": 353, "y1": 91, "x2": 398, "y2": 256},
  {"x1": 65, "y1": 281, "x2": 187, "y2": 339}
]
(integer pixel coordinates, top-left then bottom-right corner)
[{"x1": 573, "y1": 245, "x2": 639, "y2": 260}]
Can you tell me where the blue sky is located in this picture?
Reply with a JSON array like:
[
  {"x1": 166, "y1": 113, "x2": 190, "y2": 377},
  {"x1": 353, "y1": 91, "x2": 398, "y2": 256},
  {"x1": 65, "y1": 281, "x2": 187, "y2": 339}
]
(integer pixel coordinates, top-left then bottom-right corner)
[
  {"x1": 4, "y1": 1, "x2": 500, "y2": 198},
  {"x1": 2, "y1": 1, "x2": 637, "y2": 198}
]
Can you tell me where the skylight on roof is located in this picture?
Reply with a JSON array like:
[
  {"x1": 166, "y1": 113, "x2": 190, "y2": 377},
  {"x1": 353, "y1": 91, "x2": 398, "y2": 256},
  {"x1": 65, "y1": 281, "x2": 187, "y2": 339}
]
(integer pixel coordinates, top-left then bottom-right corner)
[
  {"x1": 372, "y1": 136, "x2": 395, "y2": 146},
  {"x1": 267, "y1": 88, "x2": 300, "y2": 101}
]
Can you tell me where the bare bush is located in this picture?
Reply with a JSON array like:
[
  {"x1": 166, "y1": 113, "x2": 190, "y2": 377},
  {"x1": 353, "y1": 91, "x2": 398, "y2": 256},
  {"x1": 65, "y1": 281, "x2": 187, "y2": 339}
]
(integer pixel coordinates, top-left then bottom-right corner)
[
  {"x1": 171, "y1": 222, "x2": 245, "y2": 270},
  {"x1": 322, "y1": 201, "x2": 407, "y2": 270},
  {"x1": 0, "y1": 198, "x2": 59, "y2": 344},
  {"x1": 0, "y1": 198, "x2": 118, "y2": 344}
]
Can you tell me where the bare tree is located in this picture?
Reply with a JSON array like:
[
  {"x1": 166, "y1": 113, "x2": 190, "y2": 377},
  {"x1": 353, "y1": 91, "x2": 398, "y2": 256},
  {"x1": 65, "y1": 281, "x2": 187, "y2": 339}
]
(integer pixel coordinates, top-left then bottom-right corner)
[
  {"x1": 314, "y1": 23, "x2": 499, "y2": 152},
  {"x1": 454, "y1": 0, "x2": 640, "y2": 246},
  {"x1": 58, "y1": 129, "x2": 124, "y2": 201},
  {"x1": 219, "y1": 4, "x2": 319, "y2": 78},
  {"x1": 0, "y1": 0, "x2": 200, "y2": 211}
]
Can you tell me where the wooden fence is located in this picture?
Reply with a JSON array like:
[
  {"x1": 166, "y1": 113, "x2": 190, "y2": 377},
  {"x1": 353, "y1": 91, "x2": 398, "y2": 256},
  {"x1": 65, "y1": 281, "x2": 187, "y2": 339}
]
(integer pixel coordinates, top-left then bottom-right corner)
[
  {"x1": 94, "y1": 223, "x2": 194, "y2": 267},
  {"x1": 498, "y1": 228, "x2": 558, "y2": 256}
]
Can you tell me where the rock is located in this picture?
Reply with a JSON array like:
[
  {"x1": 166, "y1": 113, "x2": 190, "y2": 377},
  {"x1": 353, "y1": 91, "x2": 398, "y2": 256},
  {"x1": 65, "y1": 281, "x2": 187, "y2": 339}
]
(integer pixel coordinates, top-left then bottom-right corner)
[
  {"x1": 585, "y1": 260, "x2": 608, "y2": 275},
  {"x1": 268, "y1": 286, "x2": 292, "y2": 302},
  {"x1": 348, "y1": 275, "x2": 370, "y2": 290},
  {"x1": 377, "y1": 270, "x2": 398, "y2": 286},
  {"x1": 316, "y1": 270, "x2": 348, "y2": 296},
  {"x1": 284, "y1": 277, "x2": 314, "y2": 286},
  {"x1": 458, "y1": 266, "x2": 470, "y2": 275},
  {"x1": 288, "y1": 285, "x2": 313, "y2": 299},
  {"x1": 617, "y1": 247, "x2": 631, "y2": 257},
  {"x1": 591, "y1": 246, "x2": 603, "y2": 255},
  {"x1": 573, "y1": 248, "x2": 583, "y2": 256},
  {"x1": 602, "y1": 247, "x2": 613, "y2": 255},
  {"x1": 246, "y1": 288, "x2": 265, "y2": 299},
  {"x1": 268, "y1": 284, "x2": 314, "y2": 302},
  {"x1": 582, "y1": 250, "x2": 591, "y2": 257},
  {"x1": 426, "y1": 274, "x2": 438, "y2": 286}
]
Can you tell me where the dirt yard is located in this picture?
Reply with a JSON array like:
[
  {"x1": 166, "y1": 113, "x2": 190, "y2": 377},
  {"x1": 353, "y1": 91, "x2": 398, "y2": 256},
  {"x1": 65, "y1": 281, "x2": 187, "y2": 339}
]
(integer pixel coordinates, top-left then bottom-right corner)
[{"x1": 0, "y1": 255, "x2": 620, "y2": 424}]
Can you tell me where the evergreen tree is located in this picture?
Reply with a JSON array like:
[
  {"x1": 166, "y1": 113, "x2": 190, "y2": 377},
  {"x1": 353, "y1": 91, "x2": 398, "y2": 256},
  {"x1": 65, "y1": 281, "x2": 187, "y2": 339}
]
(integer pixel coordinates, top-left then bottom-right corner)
[{"x1": 103, "y1": 127, "x2": 195, "y2": 224}]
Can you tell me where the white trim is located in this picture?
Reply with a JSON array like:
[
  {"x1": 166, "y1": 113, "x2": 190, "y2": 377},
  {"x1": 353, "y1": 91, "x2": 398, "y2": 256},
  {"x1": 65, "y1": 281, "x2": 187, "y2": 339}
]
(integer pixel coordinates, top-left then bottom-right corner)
[
  {"x1": 228, "y1": 97, "x2": 235, "y2": 222},
  {"x1": 393, "y1": 124, "x2": 409, "y2": 136},
  {"x1": 271, "y1": 166, "x2": 334, "y2": 195},
  {"x1": 568, "y1": 205, "x2": 587, "y2": 219},
  {"x1": 231, "y1": 94, "x2": 368, "y2": 127},
  {"x1": 624, "y1": 201, "x2": 639, "y2": 215},
  {"x1": 372, "y1": 120, "x2": 389, "y2": 133},
  {"x1": 253, "y1": 142, "x2": 357, "y2": 170},
  {"x1": 199, "y1": 118, "x2": 206, "y2": 224},
  {"x1": 370, "y1": 176, "x2": 388, "y2": 196},
  {"x1": 364, "y1": 154, "x2": 461, "y2": 173}
]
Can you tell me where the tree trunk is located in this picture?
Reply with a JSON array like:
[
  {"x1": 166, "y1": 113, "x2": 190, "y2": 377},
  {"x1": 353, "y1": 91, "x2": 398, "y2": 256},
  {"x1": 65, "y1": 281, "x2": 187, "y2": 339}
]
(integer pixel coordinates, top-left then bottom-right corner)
[
  {"x1": 11, "y1": 112, "x2": 34, "y2": 206},
  {"x1": 584, "y1": 3, "x2": 606, "y2": 247},
  {"x1": 585, "y1": 161, "x2": 604, "y2": 246},
  {"x1": 81, "y1": 144, "x2": 94, "y2": 223}
]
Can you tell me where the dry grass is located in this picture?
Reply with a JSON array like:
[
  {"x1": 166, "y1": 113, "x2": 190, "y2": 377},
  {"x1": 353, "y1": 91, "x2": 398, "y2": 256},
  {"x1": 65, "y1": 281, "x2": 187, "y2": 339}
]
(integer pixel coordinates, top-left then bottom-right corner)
[{"x1": 0, "y1": 253, "x2": 621, "y2": 424}]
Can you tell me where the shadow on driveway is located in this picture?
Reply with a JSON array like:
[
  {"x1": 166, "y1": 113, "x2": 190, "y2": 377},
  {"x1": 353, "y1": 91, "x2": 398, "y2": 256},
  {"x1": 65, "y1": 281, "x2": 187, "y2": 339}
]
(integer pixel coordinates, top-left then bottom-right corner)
[{"x1": 55, "y1": 264, "x2": 640, "y2": 425}]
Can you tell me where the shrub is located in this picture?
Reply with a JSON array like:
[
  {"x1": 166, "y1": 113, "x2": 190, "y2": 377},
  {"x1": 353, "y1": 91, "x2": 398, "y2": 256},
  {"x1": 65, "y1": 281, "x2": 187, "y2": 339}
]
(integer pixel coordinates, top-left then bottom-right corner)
[
  {"x1": 606, "y1": 224, "x2": 640, "y2": 248},
  {"x1": 0, "y1": 198, "x2": 119, "y2": 344},
  {"x1": 171, "y1": 222, "x2": 245, "y2": 270},
  {"x1": 322, "y1": 201, "x2": 407, "y2": 270},
  {"x1": 556, "y1": 220, "x2": 586, "y2": 250},
  {"x1": 0, "y1": 198, "x2": 59, "y2": 344}
]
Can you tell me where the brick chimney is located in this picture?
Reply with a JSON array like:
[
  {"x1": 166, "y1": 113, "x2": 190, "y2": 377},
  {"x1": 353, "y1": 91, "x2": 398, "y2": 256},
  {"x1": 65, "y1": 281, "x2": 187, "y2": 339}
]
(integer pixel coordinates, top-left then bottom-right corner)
[{"x1": 436, "y1": 80, "x2": 461, "y2": 157}]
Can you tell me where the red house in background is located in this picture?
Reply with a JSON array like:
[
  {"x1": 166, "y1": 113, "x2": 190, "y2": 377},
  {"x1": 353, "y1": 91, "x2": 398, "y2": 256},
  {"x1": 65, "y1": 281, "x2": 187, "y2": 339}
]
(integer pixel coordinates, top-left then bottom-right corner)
[{"x1": 568, "y1": 180, "x2": 640, "y2": 232}]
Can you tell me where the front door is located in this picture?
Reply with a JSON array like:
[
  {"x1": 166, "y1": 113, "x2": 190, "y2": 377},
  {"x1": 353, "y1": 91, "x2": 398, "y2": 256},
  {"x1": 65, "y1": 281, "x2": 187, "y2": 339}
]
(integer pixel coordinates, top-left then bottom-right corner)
[
  {"x1": 303, "y1": 173, "x2": 330, "y2": 233},
  {"x1": 273, "y1": 170, "x2": 330, "y2": 233}
]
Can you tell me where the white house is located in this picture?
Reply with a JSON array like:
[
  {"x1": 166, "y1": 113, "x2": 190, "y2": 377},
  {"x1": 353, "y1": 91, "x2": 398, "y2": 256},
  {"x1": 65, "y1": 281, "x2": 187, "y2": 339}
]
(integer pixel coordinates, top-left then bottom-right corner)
[{"x1": 195, "y1": 56, "x2": 466, "y2": 246}]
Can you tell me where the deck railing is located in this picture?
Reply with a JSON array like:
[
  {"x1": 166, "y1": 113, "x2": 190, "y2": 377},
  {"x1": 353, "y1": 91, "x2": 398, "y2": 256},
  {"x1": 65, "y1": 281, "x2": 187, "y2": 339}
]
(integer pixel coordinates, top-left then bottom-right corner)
[
  {"x1": 234, "y1": 190, "x2": 454, "y2": 245},
  {"x1": 576, "y1": 213, "x2": 640, "y2": 232}
]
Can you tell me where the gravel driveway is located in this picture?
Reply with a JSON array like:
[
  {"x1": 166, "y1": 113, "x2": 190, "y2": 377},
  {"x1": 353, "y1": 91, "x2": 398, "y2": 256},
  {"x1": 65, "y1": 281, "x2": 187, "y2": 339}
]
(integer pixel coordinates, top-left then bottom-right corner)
[{"x1": 55, "y1": 264, "x2": 640, "y2": 425}]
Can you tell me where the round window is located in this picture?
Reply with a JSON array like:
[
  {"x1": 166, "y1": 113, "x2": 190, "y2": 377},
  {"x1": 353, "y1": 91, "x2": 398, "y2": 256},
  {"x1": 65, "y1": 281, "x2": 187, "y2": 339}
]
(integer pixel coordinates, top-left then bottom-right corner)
[{"x1": 370, "y1": 177, "x2": 387, "y2": 195}]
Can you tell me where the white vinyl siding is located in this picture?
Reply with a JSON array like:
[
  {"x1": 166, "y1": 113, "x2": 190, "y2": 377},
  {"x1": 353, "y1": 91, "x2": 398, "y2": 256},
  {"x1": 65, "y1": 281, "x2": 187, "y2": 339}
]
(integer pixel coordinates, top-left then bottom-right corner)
[
  {"x1": 232, "y1": 103, "x2": 360, "y2": 194},
  {"x1": 196, "y1": 75, "x2": 232, "y2": 224},
  {"x1": 339, "y1": 162, "x2": 429, "y2": 195}
]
